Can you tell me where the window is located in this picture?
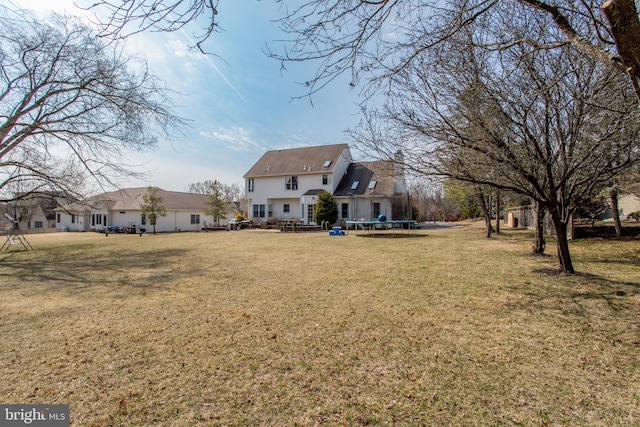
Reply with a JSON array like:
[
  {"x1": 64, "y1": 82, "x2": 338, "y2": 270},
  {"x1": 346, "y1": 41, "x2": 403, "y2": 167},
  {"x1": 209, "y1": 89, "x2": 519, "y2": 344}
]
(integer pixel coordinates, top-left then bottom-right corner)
[
  {"x1": 341, "y1": 203, "x2": 349, "y2": 219},
  {"x1": 34, "y1": 221, "x2": 43, "y2": 228},
  {"x1": 94, "y1": 214, "x2": 102, "y2": 226},
  {"x1": 57, "y1": 213, "x2": 60, "y2": 223},
  {"x1": 373, "y1": 203, "x2": 381, "y2": 218},
  {"x1": 103, "y1": 216, "x2": 107, "y2": 227},
  {"x1": 322, "y1": 174, "x2": 328, "y2": 185},
  {"x1": 323, "y1": 160, "x2": 332, "y2": 168},
  {"x1": 283, "y1": 204, "x2": 290, "y2": 213},
  {"x1": 368, "y1": 180, "x2": 377, "y2": 189},
  {"x1": 285, "y1": 176, "x2": 298, "y2": 190},
  {"x1": 253, "y1": 204, "x2": 266, "y2": 218},
  {"x1": 268, "y1": 204, "x2": 273, "y2": 217},
  {"x1": 350, "y1": 181, "x2": 359, "y2": 190},
  {"x1": 248, "y1": 179, "x2": 254, "y2": 192},
  {"x1": 71, "y1": 214, "x2": 76, "y2": 224},
  {"x1": 141, "y1": 214, "x2": 146, "y2": 225},
  {"x1": 191, "y1": 214, "x2": 200, "y2": 225}
]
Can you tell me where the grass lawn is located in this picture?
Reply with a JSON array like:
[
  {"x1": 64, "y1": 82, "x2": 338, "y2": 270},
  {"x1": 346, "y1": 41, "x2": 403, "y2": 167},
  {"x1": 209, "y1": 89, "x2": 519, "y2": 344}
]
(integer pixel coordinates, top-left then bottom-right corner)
[{"x1": 0, "y1": 223, "x2": 638, "y2": 426}]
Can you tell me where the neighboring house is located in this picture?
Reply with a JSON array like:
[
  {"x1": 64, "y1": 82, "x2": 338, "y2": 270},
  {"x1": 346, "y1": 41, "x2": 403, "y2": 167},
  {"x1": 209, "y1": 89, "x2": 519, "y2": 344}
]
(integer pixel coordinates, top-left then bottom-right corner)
[
  {"x1": 243, "y1": 144, "x2": 410, "y2": 225},
  {"x1": 55, "y1": 187, "x2": 220, "y2": 233},
  {"x1": 0, "y1": 193, "x2": 66, "y2": 234},
  {"x1": 505, "y1": 205, "x2": 554, "y2": 234},
  {"x1": 618, "y1": 194, "x2": 640, "y2": 218}
]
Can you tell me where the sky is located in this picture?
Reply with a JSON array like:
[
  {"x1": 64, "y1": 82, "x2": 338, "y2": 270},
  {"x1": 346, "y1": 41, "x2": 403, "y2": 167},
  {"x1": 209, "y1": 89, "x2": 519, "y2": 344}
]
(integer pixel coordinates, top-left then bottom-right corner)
[{"x1": 5, "y1": 0, "x2": 364, "y2": 192}]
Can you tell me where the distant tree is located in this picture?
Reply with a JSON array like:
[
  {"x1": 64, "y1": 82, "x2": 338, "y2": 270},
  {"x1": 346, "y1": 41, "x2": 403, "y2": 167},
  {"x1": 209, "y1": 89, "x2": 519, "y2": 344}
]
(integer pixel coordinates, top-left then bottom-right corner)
[
  {"x1": 315, "y1": 191, "x2": 338, "y2": 228},
  {"x1": 203, "y1": 180, "x2": 227, "y2": 226},
  {"x1": 407, "y1": 177, "x2": 441, "y2": 223},
  {"x1": 0, "y1": 8, "x2": 184, "y2": 203},
  {"x1": 222, "y1": 183, "x2": 243, "y2": 202},
  {"x1": 186, "y1": 181, "x2": 243, "y2": 202},
  {"x1": 140, "y1": 186, "x2": 166, "y2": 234},
  {"x1": 185, "y1": 181, "x2": 216, "y2": 195},
  {"x1": 576, "y1": 195, "x2": 608, "y2": 226},
  {"x1": 473, "y1": 186, "x2": 496, "y2": 239},
  {"x1": 444, "y1": 180, "x2": 480, "y2": 220}
]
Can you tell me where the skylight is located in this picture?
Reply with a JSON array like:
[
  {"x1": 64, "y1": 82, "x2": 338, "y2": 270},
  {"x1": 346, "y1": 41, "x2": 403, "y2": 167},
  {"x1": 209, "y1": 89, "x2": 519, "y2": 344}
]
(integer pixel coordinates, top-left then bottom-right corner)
[
  {"x1": 323, "y1": 160, "x2": 332, "y2": 168},
  {"x1": 368, "y1": 181, "x2": 377, "y2": 189},
  {"x1": 350, "y1": 181, "x2": 359, "y2": 190}
]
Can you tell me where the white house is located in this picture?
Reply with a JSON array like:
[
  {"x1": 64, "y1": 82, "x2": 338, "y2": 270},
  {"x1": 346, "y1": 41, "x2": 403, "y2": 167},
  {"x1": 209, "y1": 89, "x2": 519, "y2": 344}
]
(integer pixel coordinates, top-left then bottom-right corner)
[
  {"x1": 0, "y1": 193, "x2": 65, "y2": 234},
  {"x1": 55, "y1": 187, "x2": 229, "y2": 233},
  {"x1": 243, "y1": 144, "x2": 410, "y2": 225},
  {"x1": 619, "y1": 193, "x2": 640, "y2": 218}
]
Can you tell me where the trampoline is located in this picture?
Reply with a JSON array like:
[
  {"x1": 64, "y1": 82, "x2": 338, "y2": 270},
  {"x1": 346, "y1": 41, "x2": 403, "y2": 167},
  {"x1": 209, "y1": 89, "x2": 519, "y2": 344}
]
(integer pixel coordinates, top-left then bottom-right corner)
[{"x1": 345, "y1": 220, "x2": 417, "y2": 237}]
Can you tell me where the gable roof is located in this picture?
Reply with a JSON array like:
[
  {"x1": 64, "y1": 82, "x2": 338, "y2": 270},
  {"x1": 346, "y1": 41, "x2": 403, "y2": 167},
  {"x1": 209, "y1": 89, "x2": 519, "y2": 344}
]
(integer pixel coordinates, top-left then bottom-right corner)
[
  {"x1": 334, "y1": 161, "x2": 396, "y2": 197},
  {"x1": 58, "y1": 188, "x2": 211, "y2": 212},
  {"x1": 244, "y1": 144, "x2": 349, "y2": 178}
]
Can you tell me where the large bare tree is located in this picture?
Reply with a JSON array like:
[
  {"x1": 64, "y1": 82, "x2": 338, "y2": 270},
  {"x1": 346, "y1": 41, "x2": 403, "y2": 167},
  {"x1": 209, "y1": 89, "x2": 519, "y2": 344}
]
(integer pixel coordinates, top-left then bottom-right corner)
[
  {"x1": 267, "y1": 0, "x2": 640, "y2": 101},
  {"x1": 0, "y1": 8, "x2": 184, "y2": 203},
  {"x1": 77, "y1": 0, "x2": 640, "y2": 103},
  {"x1": 79, "y1": 0, "x2": 220, "y2": 52},
  {"x1": 351, "y1": 31, "x2": 640, "y2": 273}
]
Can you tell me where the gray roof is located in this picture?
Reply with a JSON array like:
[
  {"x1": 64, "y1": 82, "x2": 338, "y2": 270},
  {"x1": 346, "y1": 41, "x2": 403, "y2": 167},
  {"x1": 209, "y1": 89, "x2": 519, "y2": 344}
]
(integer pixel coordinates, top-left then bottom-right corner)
[
  {"x1": 302, "y1": 189, "x2": 327, "y2": 196},
  {"x1": 244, "y1": 144, "x2": 349, "y2": 178},
  {"x1": 334, "y1": 161, "x2": 396, "y2": 197},
  {"x1": 58, "y1": 187, "x2": 211, "y2": 212}
]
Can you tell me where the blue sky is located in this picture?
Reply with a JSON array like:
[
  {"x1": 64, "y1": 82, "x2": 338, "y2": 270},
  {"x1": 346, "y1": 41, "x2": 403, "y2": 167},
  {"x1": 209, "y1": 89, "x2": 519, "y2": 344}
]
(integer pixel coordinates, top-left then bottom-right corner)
[{"x1": 8, "y1": 0, "x2": 364, "y2": 191}]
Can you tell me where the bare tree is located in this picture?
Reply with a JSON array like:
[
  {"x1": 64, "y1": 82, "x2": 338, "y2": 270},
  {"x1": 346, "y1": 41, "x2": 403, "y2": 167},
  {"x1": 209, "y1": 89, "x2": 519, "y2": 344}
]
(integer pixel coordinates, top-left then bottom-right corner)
[
  {"x1": 0, "y1": 8, "x2": 184, "y2": 203},
  {"x1": 351, "y1": 31, "x2": 640, "y2": 273},
  {"x1": 407, "y1": 179, "x2": 437, "y2": 222},
  {"x1": 186, "y1": 180, "x2": 243, "y2": 201},
  {"x1": 78, "y1": 0, "x2": 220, "y2": 52},
  {"x1": 77, "y1": 0, "x2": 640, "y2": 102},
  {"x1": 186, "y1": 180, "x2": 217, "y2": 194},
  {"x1": 266, "y1": 0, "x2": 640, "y2": 102},
  {"x1": 222, "y1": 182, "x2": 243, "y2": 202}
]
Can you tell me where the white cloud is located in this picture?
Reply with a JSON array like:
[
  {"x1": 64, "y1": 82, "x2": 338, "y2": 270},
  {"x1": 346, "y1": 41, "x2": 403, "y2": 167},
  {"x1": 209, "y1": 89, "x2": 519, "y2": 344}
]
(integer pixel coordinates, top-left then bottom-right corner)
[
  {"x1": 199, "y1": 127, "x2": 264, "y2": 152},
  {"x1": 167, "y1": 38, "x2": 195, "y2": 58}
]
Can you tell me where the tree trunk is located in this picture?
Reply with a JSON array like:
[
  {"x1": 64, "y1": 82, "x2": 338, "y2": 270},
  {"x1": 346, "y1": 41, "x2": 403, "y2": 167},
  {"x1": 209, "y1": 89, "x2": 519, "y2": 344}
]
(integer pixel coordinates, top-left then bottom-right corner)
[
  {"x1": 609, "y1": 189, "x2": 623, "y2": 237},
  {"x1": 476, "y1": 188, "x2": 492, "y2": 238},
  {"x1": 602, "y1": 0, "x2": 640, "y2": 102},
  {"x1": 532, "y1": 200, "x2": 546, "y2": 255},
  {"x1": 495, "y1": 191, "x2": 500, "y2": 234},
  {"x1": 549, "y1": 210, "x2": 575, "y2": 273}
]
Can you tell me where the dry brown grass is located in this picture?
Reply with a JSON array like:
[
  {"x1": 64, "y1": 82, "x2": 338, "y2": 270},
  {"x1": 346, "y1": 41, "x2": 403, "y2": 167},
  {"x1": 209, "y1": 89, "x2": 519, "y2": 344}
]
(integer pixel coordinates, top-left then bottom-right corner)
[{"x1": 0, "y1": 224, "x2": 638, "y2": 426}]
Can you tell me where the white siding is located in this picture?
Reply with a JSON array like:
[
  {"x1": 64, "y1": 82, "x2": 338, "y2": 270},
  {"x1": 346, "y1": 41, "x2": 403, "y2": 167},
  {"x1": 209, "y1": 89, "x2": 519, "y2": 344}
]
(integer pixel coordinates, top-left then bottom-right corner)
[
  {"x1": 139, "y1": 211, "x2": 214, "y2": 233},
  {"x1": 56, "y1": 212, "x2": 90, "y2": 232},
  {"x1": 619, "y1": 194, "x2": 640, "y2": 217}
]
